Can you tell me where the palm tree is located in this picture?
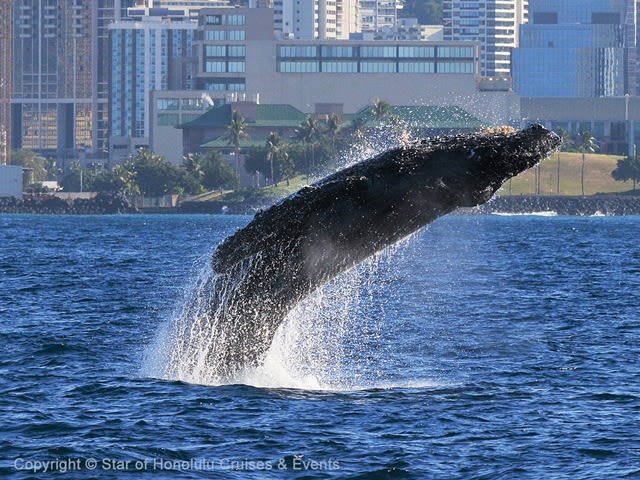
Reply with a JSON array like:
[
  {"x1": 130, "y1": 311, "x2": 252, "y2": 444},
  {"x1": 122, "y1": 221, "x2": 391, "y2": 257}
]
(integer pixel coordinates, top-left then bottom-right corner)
[
  {"x1": 326, "y1": 113, "x2": 341, "y2": 154},
  {"x1": 371, "y1": 98, "x2": 392, "y2": 124},
  {"x1": 280, "y1": 151, "x2": 293, "y2": 187},
  {"x1": 266, "y1": 132, "x2": 281, "y2": 186},
  {"x1": 553, "y1": 127, "x2": 573, "y2": 194},
  {"x1": 295, "y1": 115, "x2": 320, "y2": 173},
  {"x1": 182, "y1": 152, "x2": 204, "y2": 183},
  {"x1": 577, "y1": 130, "x2": 597, "y2": 196},
  {"x1": 225, "y1": 110, "x2": 249, "y2": 186}
]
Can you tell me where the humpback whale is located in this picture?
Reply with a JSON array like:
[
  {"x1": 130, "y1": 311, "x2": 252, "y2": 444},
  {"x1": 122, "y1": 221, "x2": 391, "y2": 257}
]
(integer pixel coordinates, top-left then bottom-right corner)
[{"x1": 190, "y1": 125, "x2": 560, "y2": 380}]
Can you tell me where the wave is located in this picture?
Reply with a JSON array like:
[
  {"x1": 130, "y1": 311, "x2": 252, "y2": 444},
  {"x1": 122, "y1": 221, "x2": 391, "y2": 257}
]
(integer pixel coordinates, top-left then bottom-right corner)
[{"x1": 491, "y1": 211, "x2": 558, "y2": 217}]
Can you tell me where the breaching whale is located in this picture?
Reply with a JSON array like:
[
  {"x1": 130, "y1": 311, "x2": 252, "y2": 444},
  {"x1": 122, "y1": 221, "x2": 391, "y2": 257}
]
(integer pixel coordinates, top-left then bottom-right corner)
[{"x1": 195, "y1": 124, "x2": 561, "y2": 380}]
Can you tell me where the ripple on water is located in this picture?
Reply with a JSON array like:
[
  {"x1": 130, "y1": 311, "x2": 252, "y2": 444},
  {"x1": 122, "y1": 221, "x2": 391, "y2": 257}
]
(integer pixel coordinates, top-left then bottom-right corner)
[{"x1": 0, "y1": 214, "x2": 639, "y2": 479}]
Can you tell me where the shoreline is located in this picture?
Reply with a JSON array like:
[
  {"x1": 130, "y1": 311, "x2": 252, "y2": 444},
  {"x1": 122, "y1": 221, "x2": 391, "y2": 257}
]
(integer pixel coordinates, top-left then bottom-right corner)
[
  {"x1": 0, "y1": 193, "x2": 137, "y2": 215},
  {"x1": 472, "y1": 194, "x2": 640, "y2": 216},
  {"x1": 2, "y1": 193, "x2": 640, "y2": 216}
]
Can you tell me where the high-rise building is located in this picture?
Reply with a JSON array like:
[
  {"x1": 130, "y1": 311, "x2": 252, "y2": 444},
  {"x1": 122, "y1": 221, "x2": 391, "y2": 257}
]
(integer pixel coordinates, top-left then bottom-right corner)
[
  {"x1": 9, "y1": 0, "x2": 134, "y2": 159},
  {"x1": 512, "y1": 0, "x2": 638, "y2": 97},
  {"x1": 109, "y1": 6, "x2": 197, "y2": 158},
  {"x1": 190, "y1": 6, "x2": 514, "y2": 117},
  {"x1": 152, "y1": 0, "x2": 229, "y2": 6},
  {"x1": 274, "y1": 0, "x2": 342, "y2": 39},
  {"x1": 0, "y1": 0, "x2": 11, "y2": 165},
  {"x1": 273, "y1": 0, "x2": 400, "y2": 40},
  {"x1": 443, "y1": 0, "x2": 528, "y2": 78},
  {"x1": 358, "y1": 0, "x2": 403, "y2": 35}
]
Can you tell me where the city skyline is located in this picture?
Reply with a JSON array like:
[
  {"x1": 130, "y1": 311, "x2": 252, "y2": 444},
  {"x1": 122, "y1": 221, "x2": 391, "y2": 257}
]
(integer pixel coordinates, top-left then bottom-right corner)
[{"x1": 3, "y1": 0, "x2": 640, "y2": 164}]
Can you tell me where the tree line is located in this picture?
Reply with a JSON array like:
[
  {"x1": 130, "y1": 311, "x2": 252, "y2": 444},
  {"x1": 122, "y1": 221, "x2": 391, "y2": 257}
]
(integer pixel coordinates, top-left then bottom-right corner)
[
  {"x1": 10, "y1": 104, "x2": 640, "y2": 197},
  {"x1": 10, "y1": 148, "x2": 236, "y2": 197},
  {"x1": 10, "y1": 99, "x2": 401, "y2": 197}
]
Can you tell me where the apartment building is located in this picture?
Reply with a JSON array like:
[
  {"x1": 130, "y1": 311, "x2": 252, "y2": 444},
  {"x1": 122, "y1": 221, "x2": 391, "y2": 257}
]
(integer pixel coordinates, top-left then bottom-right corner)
[
  {"x1": 10, "y1": 0, "x2": 135, "y2": 159},
  {"x1": 443, "y1": 0, "x2": 528, "y2": 78}
]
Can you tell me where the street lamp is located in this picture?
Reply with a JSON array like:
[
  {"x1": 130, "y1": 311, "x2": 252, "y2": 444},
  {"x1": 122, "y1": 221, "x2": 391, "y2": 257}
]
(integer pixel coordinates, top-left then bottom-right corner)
[{"x1": 625, "y1": 93, "x2": 634, "y2": 156}]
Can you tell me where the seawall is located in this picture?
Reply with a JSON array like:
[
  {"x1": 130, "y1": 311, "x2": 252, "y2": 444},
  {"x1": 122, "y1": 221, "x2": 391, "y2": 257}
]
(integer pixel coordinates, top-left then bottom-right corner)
[
  {"x1": 0, "y1": 193, "x2": 137, "y2": 214},
  {"x1": 474, "y1": 195, "x2": 640, "y2": 216},
  {"x1": 2, "y1": 194, "x2": 640, "y2": 216}
]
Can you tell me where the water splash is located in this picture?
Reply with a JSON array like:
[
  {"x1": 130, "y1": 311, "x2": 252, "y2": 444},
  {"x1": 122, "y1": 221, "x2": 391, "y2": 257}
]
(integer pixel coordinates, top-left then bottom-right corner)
[
  {"x1": 491, "y1": 211, "x2": 558, "y2": 217},
  {"x1": 141, "y1": 234, "x2": 443, "y2": 391},
  {"x1": 143, "y1": 128, "x2": 442, "y2": 391}
]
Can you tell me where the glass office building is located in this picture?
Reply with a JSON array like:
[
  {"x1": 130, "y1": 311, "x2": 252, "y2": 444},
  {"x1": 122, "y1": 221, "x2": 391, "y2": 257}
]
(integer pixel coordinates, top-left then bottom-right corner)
[
  {"x1": 512, "y1": 0, "x2": 637, "y2": 97},
  {"x1": 10, "y1": 0, "x2": 133, "y2": 156},
  {"x1": 109, "y1": 15, "x2": 196, "y2": 141}
]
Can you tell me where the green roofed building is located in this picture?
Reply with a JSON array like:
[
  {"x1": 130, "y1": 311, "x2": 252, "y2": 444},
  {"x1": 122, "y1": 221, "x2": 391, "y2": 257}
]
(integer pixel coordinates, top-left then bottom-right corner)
[
  {"x1": 347, "y1": 105, "x2": 486, "y2": 134},
  {"x1": 178, "y1": 101, "x2": 308, "y2": 154},
  {"x1": 171, "y1": 98, "x2": 486, "y2": 187},
  {"x1": 177, "y1": 100, "x2": 485, "y2": 157}
]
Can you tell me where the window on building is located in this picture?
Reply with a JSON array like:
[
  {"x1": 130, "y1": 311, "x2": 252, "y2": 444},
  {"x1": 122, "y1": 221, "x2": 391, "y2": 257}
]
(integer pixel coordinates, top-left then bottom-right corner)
[
  {"x1": 437, "y1": 46, "x2": 474, "y2": 58},
  {"x1": 321, "y1": 45, "x2": 353, "y2": 58},
  {"x1": 204, "y1": 61, "x2": 226, "y2": 73},
  {"x1": 321, "y1": 61, "x2": 358, "y2": 73},
  {"x1": 181, "y1": 98, "x2": 204, "y2": 109},
  {"x1": 398, "y1": 46, "x2": 435, "y2": 58},
  {"x1": 279, "y1": 45, "x2": 318, "y2": 57},
  {"x1": 228, "y1": 81, "x2": 246, "y2": 91},
  {"x1": 360, "y1": 61, "x2": 396, "y2": 73},
  {"x1": 206, "y1": 15, "x2": 223, "y2": 25},
  {"x1": 533, "y1": 12, "x2": 558, "y2": 24},
  {"x1": 228, "y1": 30, "x2": 245, "y2": 41},
  {"x1": 157, "y1": 98, "x2": 179, "y2": 110},
  {"x1": 227, "y1": 45, "x2": 246, "y2": 57},
  {"x1": 203, "y1": 79, "x2": 245, "y2": 91},
  {"x1": 205, "y1": 30, "x2": 225, "y2": 41},
  {"x1": 228, "y1": 61, "x2": 245, "y2": 73},
  {"x1": 205, "y1": 45, "x2": 226, "y2": 57},
  {"x1": 360, "y1": 46, "x2": 396, "y2": 58},
  {"x1": 226, "y1": 14, "x2": 245, "y2": 26},
  {"x1": 398, "y1": 62, "x2": 435, "y2": 73},
  {"x1": 436, "y1": 62, "x2": 474, "y2": 73},
  {"x1": 206, "y1": 81, "x2": 227, "y2": 91},
  {"x1": 279, "y1": 61, "x2": 319, "y2": 72}
]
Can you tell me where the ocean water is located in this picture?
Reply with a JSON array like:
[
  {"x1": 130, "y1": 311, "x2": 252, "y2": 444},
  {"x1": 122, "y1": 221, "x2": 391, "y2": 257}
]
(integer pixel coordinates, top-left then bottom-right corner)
[{"x1": 1, "y1": 213, "x2": 639, "y2": 479}]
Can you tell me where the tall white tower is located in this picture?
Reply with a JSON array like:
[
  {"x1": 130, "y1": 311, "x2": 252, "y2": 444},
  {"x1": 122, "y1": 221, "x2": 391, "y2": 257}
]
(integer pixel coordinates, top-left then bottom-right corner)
[
  {"x1": 444, "y1": 0, "x2": 528, "y2": 78},
  {"x1": 358, "y1": 0, "x2": 403, "y2": 34},
  {"x1": 274, "y1": 0, "x2": 342, "y2": 39},
  {"x1": 274, "y1": 0, "x2": 399, "y2": 40}
]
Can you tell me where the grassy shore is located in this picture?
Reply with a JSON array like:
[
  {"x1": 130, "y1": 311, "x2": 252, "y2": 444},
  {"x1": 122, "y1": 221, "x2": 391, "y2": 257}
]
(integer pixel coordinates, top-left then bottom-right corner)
[
  {"x1": 502, "y1": 152, "x2": 635, "y2": 196},
  {"x1": 195, "y1": 152, "x2": 636, "y2": 209}
]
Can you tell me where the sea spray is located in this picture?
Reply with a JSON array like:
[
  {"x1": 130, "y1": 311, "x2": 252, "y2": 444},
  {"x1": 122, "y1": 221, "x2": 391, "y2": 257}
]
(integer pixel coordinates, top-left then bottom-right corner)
[
  {"x1": 143, "y1": 247, "x2": 393, "y2": 389},
  {"x1": 142, "y1": 122, "x2": 530, "y2": 389},
  {"x1": 143, "y1": 127, "x2": 411, "y2": 388}
]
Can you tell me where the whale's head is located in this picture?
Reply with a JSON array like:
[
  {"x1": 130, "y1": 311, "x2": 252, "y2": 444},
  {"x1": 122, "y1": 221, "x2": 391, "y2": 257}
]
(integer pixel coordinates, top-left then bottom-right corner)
[{"x1": 404, "y1": 123, "x2": 562, "y2": 208}]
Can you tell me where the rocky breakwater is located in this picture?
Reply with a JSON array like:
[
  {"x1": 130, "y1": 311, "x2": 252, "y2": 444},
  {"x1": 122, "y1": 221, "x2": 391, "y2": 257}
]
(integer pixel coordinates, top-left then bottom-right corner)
[
  {"x1": 0, "y1": 193, "x2": 138, "y2": 214},
  {"x1": 477, "y1": 195, "x2": 640, "y2": 216}
]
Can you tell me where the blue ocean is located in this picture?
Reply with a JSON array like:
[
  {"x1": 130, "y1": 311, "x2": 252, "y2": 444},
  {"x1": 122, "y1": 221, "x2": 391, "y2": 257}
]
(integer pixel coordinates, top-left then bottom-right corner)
[{"x1": 1, "y1": 213, "x2": 639, "y2": 479}]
